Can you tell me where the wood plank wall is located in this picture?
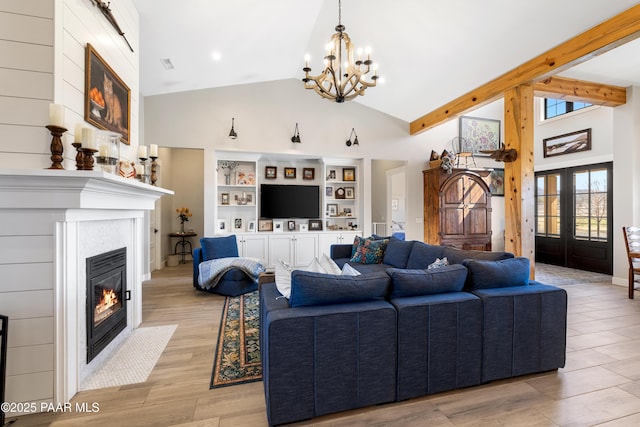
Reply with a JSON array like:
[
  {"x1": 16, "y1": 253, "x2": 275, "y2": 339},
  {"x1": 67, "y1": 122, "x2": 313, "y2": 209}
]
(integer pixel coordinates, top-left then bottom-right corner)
[{"x1": 0, "y1": 0, "x2": 139, "y2": 409}]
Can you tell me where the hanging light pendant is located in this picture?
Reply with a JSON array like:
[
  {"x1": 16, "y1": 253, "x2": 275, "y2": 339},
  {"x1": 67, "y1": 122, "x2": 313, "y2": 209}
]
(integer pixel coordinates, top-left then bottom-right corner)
[
  {"x1": 346, "y1": 128, "x2": 359, "y2": 147},
  {"x1": 302, "y1": 0, "x2": 378, "y2": 103},
  {"x1": 291, "y1": 123, "x2": 301, "y2": 143},
  {"x1": 228, "y1": 118, "x2": 238, "y2": 139}
]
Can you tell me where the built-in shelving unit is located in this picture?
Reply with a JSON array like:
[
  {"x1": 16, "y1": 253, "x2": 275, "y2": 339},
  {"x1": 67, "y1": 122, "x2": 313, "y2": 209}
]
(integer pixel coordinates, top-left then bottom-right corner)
[
  {"x1": 324, "y1": 163, "x2": 359, "y2": 232},
  {"x1": 213, "y1": 151, "x2": 363, "y2": 266}
]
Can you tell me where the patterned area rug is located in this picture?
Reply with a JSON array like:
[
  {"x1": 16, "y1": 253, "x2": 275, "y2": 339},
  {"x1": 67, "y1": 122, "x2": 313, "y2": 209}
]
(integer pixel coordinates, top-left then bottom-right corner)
[
  {"x1": 210, "y1": 290, "x2": 262, "y2": 388},
  {"x1": 535, "y1": 263, "x2": 612, "y2": 286}
]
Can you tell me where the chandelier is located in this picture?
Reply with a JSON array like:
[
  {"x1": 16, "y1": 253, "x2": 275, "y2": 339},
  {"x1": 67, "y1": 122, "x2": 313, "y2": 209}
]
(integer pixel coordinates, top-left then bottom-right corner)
[{"x1": 302, "y1": 0, "x2": 378, "y2": 102}]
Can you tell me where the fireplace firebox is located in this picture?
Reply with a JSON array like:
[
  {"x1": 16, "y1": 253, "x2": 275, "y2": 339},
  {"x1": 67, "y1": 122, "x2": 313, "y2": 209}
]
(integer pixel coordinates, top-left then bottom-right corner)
[{"x1": 86, "y1": 247, "x2": 129, "y2": 362}]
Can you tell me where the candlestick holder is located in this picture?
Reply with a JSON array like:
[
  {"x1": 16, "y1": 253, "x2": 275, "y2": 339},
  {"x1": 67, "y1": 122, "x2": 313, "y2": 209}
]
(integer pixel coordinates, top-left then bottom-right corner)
[
  {"x1": 45, "y1": 125, "x2": 67, "y2": 169},
  {"x1": 150, "y1": 156, "x2": 158, "y2": 186},
  {"x1": 71, "y1": 142, "x2": 84, "y2": 170},
  {"x1": 138, "y1": 157, "x2": 148, "y2": 183},
  {"x1": 80, "y1": 148, "x2": 98, "y2": 171}
]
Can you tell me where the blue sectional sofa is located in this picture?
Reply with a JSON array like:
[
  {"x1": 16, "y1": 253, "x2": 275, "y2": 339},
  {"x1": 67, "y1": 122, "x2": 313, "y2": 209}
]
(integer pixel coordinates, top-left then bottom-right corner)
[{"x1": 260, "y1": 238, "x2": 567, "y2": 426}]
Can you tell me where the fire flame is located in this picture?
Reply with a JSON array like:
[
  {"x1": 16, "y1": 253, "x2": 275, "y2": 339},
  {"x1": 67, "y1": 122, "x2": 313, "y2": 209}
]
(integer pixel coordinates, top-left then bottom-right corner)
[{"x1": 96, "y1": 288, "x2": 119, "y2": 314}]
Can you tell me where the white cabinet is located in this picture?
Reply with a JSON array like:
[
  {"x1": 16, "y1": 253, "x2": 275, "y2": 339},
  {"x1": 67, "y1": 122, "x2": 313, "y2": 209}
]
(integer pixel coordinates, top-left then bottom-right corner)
[
  {"x1": 318, "y1": 231, "x2": 361, "y2": 257},
  {"x1": 268, "y1": 233, "x2": 318, "y2": 268},
  {"x1": 237, "y1": 233, "x2": 268, "y2": 262}
]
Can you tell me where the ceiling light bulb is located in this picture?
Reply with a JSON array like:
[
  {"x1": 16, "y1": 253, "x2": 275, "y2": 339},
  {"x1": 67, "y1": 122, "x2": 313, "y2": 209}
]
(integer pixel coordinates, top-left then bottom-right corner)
[
  {"x1": 365, "y1": 46, "x2": 372, "y2": 55},
  {"x1": 357, "y1": 48, "x2": 363, "y2": 56},
  {"x1": 304, "y1": 54, "x2": 311, "y2": 62}
]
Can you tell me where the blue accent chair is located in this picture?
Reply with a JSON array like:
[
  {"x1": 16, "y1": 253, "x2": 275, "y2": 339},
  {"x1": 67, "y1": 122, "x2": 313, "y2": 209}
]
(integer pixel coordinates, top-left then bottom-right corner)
[{"x1": 192, "y1": 235, "x2": 258, "y2": 297}]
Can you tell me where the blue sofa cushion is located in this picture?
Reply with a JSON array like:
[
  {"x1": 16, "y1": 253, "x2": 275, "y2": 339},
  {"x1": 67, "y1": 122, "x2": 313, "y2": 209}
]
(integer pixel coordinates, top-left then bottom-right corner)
[
  {"x1": 289, "y1": 271, "x2": 390, "y2": 307},
  {"x1": 442, "y1": 246, "x2": 514, "y2": 265},
  {"x1": 351, "y1": 237, "x2": 389, "y2": 264},
  {"x1": 462, "y1": 257, "x2": 530, "y2": 290},
  {"x1": 387, "y1": 264, "x2": 468, "y2": 298},
  {"x1": 382, "y1": 238, "x2": 415, "y2": 268},
  {"x1": 406, "y1": 241, "x2": 446, "y2": 269},
  {"x1": 200, "y1": 235, "x2": 238, "y2": 261}
]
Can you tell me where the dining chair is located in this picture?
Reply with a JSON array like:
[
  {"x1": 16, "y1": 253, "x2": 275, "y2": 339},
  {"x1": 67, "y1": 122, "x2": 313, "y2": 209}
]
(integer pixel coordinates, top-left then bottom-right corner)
[{"x1": 622, "y1": 226, "x2": 640, "y2": 299}]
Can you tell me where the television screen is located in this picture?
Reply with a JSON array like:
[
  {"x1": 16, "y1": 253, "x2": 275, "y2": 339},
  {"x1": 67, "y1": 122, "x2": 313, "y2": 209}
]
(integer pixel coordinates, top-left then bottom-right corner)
[{"x1": 260, "y1": 184, "x2": 320, "y2": 219}]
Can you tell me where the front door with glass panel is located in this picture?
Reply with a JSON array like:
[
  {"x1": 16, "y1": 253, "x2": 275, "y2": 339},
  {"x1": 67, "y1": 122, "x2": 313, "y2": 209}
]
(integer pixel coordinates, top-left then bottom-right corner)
[{"x1": 535, "y1": 162, "x2": 612, "y2": 274}]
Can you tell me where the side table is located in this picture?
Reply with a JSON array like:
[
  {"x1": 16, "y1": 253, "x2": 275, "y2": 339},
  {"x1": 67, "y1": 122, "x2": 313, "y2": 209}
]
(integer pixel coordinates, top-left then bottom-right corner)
[{"x1": 169, "y1": 232, "x2": 197, "y2": 264}]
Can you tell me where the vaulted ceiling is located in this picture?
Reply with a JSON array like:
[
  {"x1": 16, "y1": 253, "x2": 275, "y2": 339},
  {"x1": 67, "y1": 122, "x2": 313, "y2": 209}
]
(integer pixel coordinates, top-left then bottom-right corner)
[{"x1": 133, "y1": 0, "x2": 640, "y2": 124}]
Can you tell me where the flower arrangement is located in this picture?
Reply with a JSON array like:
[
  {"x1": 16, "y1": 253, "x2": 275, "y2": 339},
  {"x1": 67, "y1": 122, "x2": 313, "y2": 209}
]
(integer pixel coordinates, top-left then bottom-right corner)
[{"x1": 176, "y1": 207, "x2": 192, "y2": 233}]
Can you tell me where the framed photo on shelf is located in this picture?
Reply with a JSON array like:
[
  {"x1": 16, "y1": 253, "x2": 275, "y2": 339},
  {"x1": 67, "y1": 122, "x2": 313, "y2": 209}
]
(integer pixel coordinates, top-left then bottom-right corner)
[
  {"x1": 84, "y1": 44, "x2": 131, "y2": 144},
  {"x1": 327, "y1": 169, "x2": 337, "y2": 180},
  {"x1": 244, "y1": 191, "x2": 254, "y2": 205},
  {"x1": 308, "y1": 219, "x2": 323, "y2": 231},
  {"x1": 258, "y1": 219, "x2": 273, "y2": 232},
  {"x1": 326, "y1": 186, "x2": 333, "y2": 198},
  {"x1": 235, "y1": 167, "x2": 255, "y2": 185},
  {"x1": 299, "y1": 223, "x2": 308, "y2": 232},
  {"x1": 303, "y1": 168, "x2": 315, "y2": 180},
  {"x1": 344, "y1": 187, "x2": 355, "y2": 199},
  {"x1": 265, "y1": 166, "x2": 277, "y2": 179},
  {"x1": 543, "y1": 128, "x2": 591, "y2": 158},
  {"x1": 489, "y1": 168, "x2": 505, "y2": 196},
  {"x1": 459, "y1": 116, "x2": 501, "y2": 155},
  {"x1": 216, "y1": 218, "x2": 228, "y2": 233},
  {"x1": 343, "y1": 167, "x2": 356, "y2": 181},
  {"x1": 327, "y1": 204, "x2": 338, "y2": 217},
  {"x1": 343, "y1": 207, "x2": 352, "y2": 216},
  {"x1": 221, "y1": 193, "x2": 229, "y2": 205},
  {"x1": 287, "y1": 220, "x2": 296, "y2": 231},
  {"x1": 284, "y1": 167, "x2": 296, "y2": 179},
  {"x1": 247, "y1": 221, "x2": 256, "y2": 232},
  {"x1": 273, "y1": 221, "x2": 284, "y2": 232},
  {"x1": 234, "y1": 218, "x2": 243, "y2": 230}
]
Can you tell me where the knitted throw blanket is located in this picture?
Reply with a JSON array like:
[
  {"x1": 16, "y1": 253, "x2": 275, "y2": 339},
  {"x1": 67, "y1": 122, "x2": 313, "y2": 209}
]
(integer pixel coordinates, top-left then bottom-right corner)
[{"x1": 198, "y1": 257, "x2": 266, "y2": 291}]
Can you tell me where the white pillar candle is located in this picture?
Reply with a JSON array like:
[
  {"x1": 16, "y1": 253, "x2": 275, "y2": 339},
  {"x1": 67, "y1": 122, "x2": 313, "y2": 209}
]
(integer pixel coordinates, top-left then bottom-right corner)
[
  {"x1": 82, "y1": 128, "x2": 95, "y2": 149},
  {"x1": 135, "y1": 164, "x2": 144, "y2": 175},
  {"x1": 149, "y1": 144, "x2": 158, "y2": 157},
  {"x1": 49, "y1": 103, "x2": 65, "y2": 127},
  {"x1": 138, "y1": 145, "x2": 148, "y2": 159},
  {"x1": 74, "y1": 124, "x2": 84, "y2": 143},
  {"x1": 99, "y1": 144, "x2": 109, "y2": 157}
]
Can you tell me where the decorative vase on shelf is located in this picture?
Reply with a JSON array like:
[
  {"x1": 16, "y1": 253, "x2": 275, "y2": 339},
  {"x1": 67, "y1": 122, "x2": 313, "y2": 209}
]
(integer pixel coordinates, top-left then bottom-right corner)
[
  {"x1": 180, "y1": 222, "x2": 185, "y2": 234},
  {"x1": 225, "y1": 174, "x2": 231, "y2": 185}
]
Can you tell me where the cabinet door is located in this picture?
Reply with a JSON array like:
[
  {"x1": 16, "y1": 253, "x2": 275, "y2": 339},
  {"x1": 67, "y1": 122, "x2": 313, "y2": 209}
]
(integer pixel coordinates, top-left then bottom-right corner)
[
  {"x1": 318, "y1": 233, "x2": 340, "y2": 257},
  {"x1": 240, "y1": 234, "x2": 268, "y2": 262},
  {"x1": 269, "y1": 234, "x2": 293, "y2": 267},
  {"x1": 293, "y1": 234, "x2": 318, "y2": 267}
]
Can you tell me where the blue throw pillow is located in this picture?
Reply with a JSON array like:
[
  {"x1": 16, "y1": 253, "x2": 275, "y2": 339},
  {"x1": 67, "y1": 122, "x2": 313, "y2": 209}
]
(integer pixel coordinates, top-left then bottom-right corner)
[
  {"x1": 406, "y1": 241, "x2": 446, "y2": 269},
  {"x1": 462, "y1": 257, "x2": 530, "y2": 290},
  {"x1": 200, "y1": 235, "x2": 239, "y2": 261},
  {"x1": 289, "y1": 271, "x2": 390, "y2": 307},
  {"x1": 387, "y1": 264, "x2": 468, "y2": 298},
  {"x1": 382, "y1": 238, "x2": 415, "y2": 268}
]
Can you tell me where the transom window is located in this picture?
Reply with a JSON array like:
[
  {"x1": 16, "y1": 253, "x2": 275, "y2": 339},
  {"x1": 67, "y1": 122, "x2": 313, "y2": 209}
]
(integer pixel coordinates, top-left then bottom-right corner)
[{"x1": 544, "y1": 98, "x2": 592, "y2": 119}]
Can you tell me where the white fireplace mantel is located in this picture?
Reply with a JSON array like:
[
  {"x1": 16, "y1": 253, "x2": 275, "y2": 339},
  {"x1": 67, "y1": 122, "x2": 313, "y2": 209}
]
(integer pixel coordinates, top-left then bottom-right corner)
[
  {"x1": 0, "y1": 169, "x2": 172, "y2": 210},
  {"x1": 0, "y1": 169, "x2": 172, "y2": 412}
]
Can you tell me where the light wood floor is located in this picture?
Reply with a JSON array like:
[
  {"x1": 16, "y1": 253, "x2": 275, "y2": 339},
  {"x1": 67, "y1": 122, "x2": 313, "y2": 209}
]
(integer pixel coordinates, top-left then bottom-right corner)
[{"x1": 10, "y1": 263, "x2": 640, "y2": 426}]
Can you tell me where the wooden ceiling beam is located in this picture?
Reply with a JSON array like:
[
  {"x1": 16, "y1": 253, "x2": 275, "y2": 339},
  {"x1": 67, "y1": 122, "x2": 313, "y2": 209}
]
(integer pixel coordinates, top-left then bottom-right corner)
[
  {"x1": 533, "y1": 76, "x2": 626, "y2": 107},
  {"x1": 409, "y1": 4, "x2": 640, "y2": 135}
]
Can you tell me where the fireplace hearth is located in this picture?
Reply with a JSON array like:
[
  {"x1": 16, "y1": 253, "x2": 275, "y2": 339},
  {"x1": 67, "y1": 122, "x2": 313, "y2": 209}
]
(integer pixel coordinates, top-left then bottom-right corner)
[{"x1": 86, "y1": 247, "x2": 129, "y2": 362}]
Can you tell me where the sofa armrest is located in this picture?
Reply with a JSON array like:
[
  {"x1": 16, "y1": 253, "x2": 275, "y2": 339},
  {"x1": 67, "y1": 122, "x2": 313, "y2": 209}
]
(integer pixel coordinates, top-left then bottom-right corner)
[
  {"x1": 192, "y1": 247, "x2": 204, "y2": 288},
  {"x1": 330, "y1": 243, "x2": 352, "y2": 260}
]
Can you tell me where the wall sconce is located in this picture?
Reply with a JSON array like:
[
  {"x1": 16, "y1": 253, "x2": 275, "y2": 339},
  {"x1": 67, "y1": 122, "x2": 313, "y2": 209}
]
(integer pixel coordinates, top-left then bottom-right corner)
[
  {"x1": 291, "y1": 123, "x2": 301, "y2": 143},
  {"x1": 228, "y1": 117, "x2": 238, "y2": 139},
  {"x1": 346, "y1": 128, "x2": 359, "y2": 147}
]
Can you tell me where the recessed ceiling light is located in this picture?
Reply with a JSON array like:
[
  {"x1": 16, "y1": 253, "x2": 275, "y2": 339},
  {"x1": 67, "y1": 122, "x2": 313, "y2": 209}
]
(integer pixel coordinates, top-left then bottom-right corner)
[
  {"x1": 212, "y1": 52, "x2": 222, "y2": 61},
  {"x1": 160, "y1": 58, "x2": 174, "y2": 70}
]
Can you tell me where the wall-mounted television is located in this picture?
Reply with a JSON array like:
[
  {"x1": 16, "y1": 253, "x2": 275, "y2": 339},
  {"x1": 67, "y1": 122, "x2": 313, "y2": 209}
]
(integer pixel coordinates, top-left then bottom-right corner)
[{"x1": 260, "y1": 184, "x2": 320, "y2": 219}]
